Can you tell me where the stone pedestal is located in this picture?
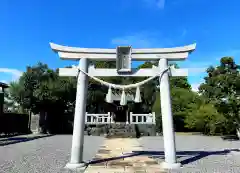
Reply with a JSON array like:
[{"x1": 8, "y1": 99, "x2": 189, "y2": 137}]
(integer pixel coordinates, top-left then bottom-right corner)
[{"x1": 30, "y1": 114, "x2": 40, "y2": 133}]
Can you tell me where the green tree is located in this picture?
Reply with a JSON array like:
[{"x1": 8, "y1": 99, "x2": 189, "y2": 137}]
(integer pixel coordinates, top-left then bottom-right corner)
[
  {"x1": 199, "y1": 57, "x2": 240, "y2": 136},
  {"x1": 184, "y1": 102, "x2": 227, "y2": 135},
  {"x1": 8, "y1": 62, "x2": 77, "y2": 133},
  {"x1": 136, "y1": 61, "x2": 159, "y2": 113},
  {"x1": 4, "y1": 82, "x2": 25, "y2": 113},
  {"x1": 152, "y1": 62, "x2": 194, "y2": 132},
  {"x1": 9, "y1": 60, "x2": 211, "y2": 135}
]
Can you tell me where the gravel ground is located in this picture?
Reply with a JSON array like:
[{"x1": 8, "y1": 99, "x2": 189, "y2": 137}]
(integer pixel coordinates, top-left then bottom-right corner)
[
  {"x1": 0, "y1": 135, "x2": 104, "y2": 173},
  {"x1": 139, "y1": 135, "x2": 240, "y2": 173},
  {"x1": 1, "y1": 134, "x2": 240, "y2": 173}
]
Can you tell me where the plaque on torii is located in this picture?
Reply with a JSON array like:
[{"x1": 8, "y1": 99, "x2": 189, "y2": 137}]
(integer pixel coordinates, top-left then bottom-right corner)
[{"x1": 116, "y1": 46, "x2": 132, "y2": 73}]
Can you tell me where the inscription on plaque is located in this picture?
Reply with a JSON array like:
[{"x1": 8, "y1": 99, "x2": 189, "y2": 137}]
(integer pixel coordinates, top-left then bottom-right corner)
[{"x1": 116, "y1": 46, "x2": 132, "y2": 73}]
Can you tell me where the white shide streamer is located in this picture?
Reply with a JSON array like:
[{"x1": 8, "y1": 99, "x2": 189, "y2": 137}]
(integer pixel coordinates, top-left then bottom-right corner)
[{"x1": 76, "y1": 66, "x2": 170, "y2": 105}]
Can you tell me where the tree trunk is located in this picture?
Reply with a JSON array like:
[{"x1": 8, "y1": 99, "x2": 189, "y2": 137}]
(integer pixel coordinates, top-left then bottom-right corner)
[
  {"x1": 39, "y1": 111, "x2": 47, "y2": 134},
  {"x1": 28, "y1": 110, "x2": 32, "y2": 133}
]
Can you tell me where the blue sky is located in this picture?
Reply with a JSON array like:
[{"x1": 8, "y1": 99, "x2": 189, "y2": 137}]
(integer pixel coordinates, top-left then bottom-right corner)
[{"x1": 1, "y1": 0, "x2": 240, "y2": 91}]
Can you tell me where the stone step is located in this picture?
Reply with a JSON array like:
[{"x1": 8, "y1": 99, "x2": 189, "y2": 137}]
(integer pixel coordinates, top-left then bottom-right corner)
[
  {"x1": 86, "y1": 124, "x2": 156, "y2": 137},
  {"x1": 109, "y1": 130, "x2": 134, "y2": 132},
  {"x1": 107, "y1": 124, "x2": 136, "y2": 138}
]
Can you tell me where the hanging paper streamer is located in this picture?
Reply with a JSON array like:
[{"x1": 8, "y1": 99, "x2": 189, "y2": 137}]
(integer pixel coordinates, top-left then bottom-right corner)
[
  {"x1": 134, "y1": 86, "x2": 142, "y2": 103},
  {"x1": 106, "y1": 86, "x2": 113, "y2": 103},
  {"x1": 120, "y1": 89, "x2": 127, "y2": 106}
]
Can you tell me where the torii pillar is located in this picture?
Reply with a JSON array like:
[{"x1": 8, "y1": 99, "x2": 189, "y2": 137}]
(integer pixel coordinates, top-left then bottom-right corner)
[
  {"x1": 50, "y1": 43, "x2": 196, "y2": 170},
  {"x1": 68, "y1": 58, "x2": 89, "y2": 169},
  {"x1": 159, "y1": 58, "x2": 180, "y2": 169}
]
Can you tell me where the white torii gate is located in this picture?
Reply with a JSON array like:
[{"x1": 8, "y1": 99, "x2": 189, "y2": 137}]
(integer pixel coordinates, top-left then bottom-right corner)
[{"x1": 50, "y1": 43, "x2": 196, "y2": 170}]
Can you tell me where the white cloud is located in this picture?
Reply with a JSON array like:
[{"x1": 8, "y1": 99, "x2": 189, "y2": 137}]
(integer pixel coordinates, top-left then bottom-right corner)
[
  {"x1": 0, "y1": 68, "x2": 23, "y2": 82},
  {"x1": 142, "y1": 0, "x2": 165, "y2": 9},
  {"x1": 188, "y1": 67, "x2": 206, "y2": 75},
  {"x1": 156, "y1": 0, "x2": 165, "y2": 9},
  {"x1": 111, "y1": 32, "x2": 164, "y2": 48},
  {"x1": 111, "y1": 34, "x2": 155, "y2": 48},
  {"x1": 191, "y1": 83, "x2": 201, "y2": 92},
  {"x1": 181, "y1": 29, "x2": 187, "y2": 37},
  {"x1": 187, "y1": 48, "x2": 240, "y2": 92},
  {"x1": 214, "y1": 49, "x2": 240, "y2": 61},
  {"x1": 181, "y1": 48, "x2": 240, "y2": 75},
  {"x1": 111, "y1": 36, "x2": 152, "y2": 48},
  {"x1": 0, "y1": 68, "x2": 23, "y2": 77},
  {"x1": 0, "y1": 80, "x2": 7, "y2": 84}
]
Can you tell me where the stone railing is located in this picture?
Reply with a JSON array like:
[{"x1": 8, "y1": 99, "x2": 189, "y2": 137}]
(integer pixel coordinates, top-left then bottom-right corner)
[
  {"x1": 85, "y1": 112, "x2": 156, "y2": 125},
  {"x1": 85, "y1": 112, "x2": 113, "y2": 124},
  {"x1": 129, "y1": 112, "x2": 156, "y2": 124}
]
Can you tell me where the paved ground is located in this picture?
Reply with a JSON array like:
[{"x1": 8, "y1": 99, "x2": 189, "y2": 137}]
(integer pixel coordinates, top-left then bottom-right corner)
[
  {"x1": 139, "y1": 135, "x2": 240, "y2": 173},
  {"x1": 85, "y1": 138, "x2": 164, "y2": 173},
  {"x1": 0, "y1": 134, "x2": 240, "y2": 173},
  {"x1": 0, "y1": 135, "x2": 104, "y2": 173}
]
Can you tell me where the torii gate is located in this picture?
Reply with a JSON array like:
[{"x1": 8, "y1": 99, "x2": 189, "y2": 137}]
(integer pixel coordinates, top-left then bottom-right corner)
[{"x1": 50, "y1": 43, "x2": 196, "y2": 170}]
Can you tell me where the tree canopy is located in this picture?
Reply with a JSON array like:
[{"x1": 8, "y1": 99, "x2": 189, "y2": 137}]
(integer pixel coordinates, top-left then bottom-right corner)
[
  {"x1": 199, "y1": 57, "x2": 240, "y2": 134},
  {"x1": 5, "y1": 57, "x2": 240, "y2": 136}
]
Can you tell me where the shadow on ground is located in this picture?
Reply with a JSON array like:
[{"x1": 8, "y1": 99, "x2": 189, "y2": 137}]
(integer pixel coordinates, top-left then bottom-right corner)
[
  {"x1": 0, "y1": 133, "x2": 29, "y2": 138},
  {"x1": 221, "y1": 135, "x2": 239, "y2": 141},
  {"x1": 0, "y1": 134, "x2": 54, "y2": 146},
  {"x1": 86, "y1": 149, "x2": 240, "y2": 166},
  {"x1": 88, "y1": 152, "x2": 142, "y2": 165}
]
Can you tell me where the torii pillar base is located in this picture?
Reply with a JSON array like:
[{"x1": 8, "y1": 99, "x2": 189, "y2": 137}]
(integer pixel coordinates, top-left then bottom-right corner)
[
  {"x1": 64, "y1": 163, "x2": 87, "y2": 170},
  {"x1": 160, "y1": 162, "x2": 181, "y2": 170}
]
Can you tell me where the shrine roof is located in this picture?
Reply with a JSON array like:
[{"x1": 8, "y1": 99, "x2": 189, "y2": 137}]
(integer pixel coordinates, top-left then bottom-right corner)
[{"x1": 111, "y1": 93, "x2": 134, "y2": 101}]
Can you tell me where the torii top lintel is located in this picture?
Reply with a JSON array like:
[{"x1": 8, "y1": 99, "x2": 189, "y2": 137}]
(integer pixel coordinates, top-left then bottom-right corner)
[{"x1": 50, "y1": 42, "x2": 196, "y2": 61}]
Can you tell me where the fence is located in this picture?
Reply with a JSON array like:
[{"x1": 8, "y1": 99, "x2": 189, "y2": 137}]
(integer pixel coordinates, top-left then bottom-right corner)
[
  {"x1": 129, "y1": 112, "x2": 156, "y2": 124},
  {"x1": 85, "y1": 112, "x2": 156, "y2": 125},
  {"x1": 0, "y1": 113, "x2": 30, "y2": 135},
  {"x1": 85, "y1": 112, "x2": 112, "y2": 124}
]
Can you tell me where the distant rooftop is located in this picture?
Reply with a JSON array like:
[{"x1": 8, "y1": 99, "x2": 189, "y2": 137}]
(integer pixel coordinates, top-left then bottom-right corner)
[{"x1": 0, "y1": 82, "x2": 9, "y2": 89}]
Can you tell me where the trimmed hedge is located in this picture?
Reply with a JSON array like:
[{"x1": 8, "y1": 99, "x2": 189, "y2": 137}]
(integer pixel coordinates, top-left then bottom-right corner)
[{"x1": 0, "y1": 113, "x2": 30, "y2": 135}]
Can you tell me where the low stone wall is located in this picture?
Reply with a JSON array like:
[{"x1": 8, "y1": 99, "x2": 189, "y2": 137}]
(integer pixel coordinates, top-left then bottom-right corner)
[
  {"x1": 85, "y1": 124, "x2": 156, "y2": 137},
  {"x1": 138, "y1": 124, "x2": 156, "y2": 136}
]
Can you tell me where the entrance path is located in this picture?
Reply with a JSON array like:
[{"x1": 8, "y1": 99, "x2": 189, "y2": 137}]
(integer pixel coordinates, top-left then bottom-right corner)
[{"x1": 85, "y1": 138, "x2": 166, "y2": 173}]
